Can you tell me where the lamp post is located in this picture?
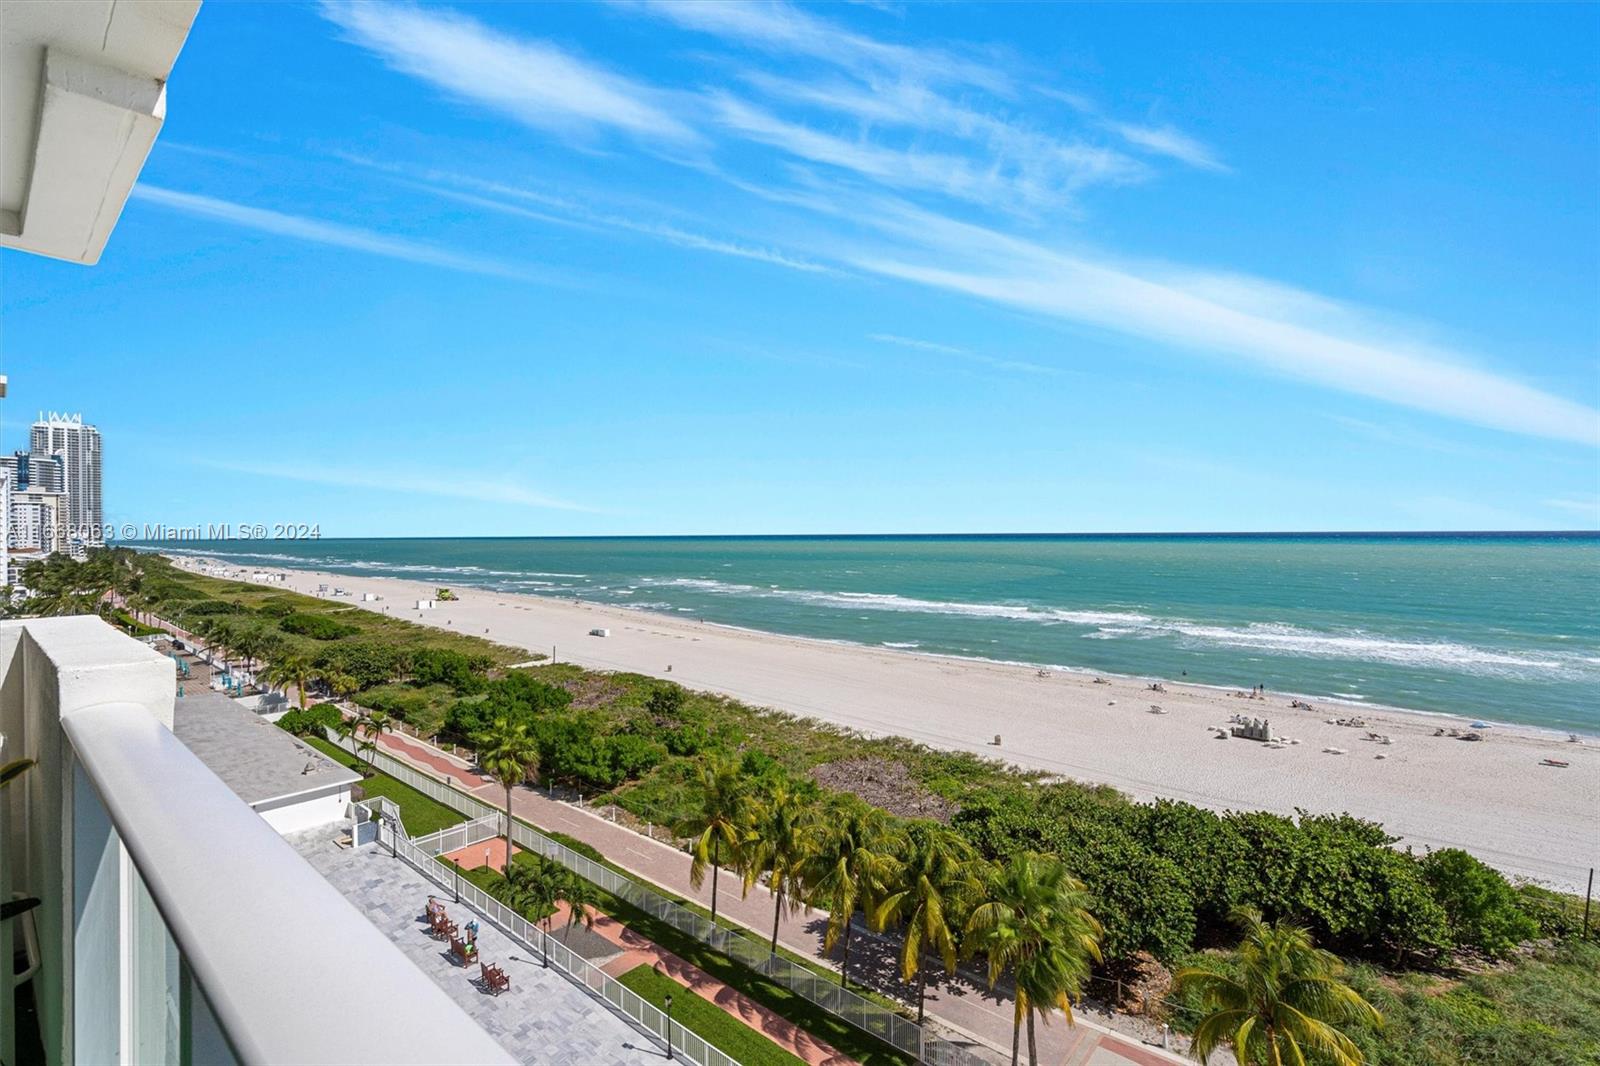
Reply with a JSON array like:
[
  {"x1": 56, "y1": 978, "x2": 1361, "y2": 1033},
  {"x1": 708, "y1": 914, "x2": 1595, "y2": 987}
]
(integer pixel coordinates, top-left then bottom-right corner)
[{"x1": 663, "y1": 993, "x2": 674, "y2": 1060}]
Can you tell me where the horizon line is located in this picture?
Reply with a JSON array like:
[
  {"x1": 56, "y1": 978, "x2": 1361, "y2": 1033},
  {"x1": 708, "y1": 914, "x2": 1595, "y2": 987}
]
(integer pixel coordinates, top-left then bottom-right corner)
[{"x1": 118, "y1": 529, "x2": 1600, "y2": 543}]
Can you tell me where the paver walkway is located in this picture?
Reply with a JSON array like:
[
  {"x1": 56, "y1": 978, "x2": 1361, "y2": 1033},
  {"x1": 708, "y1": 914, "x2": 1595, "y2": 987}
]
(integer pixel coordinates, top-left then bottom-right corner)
[
  {"x1": 376, "y1": 732, "x2": 1186, "y2": 1066},
  {"x1": 443, "y1": 816, "x2": 853, "y2": 1065}
]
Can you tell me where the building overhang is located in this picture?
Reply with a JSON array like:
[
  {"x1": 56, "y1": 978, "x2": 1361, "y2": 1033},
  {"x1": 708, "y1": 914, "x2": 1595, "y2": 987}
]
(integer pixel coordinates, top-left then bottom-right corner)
[{"x1": 0, "y1": 1, "x2": 200, "y2": 265}]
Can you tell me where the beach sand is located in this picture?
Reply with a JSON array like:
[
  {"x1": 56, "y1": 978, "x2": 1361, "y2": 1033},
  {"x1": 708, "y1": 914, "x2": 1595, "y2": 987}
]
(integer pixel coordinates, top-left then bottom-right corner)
[{"x1": 179, "y1": 557, "x2": 1598, "y2": 892}]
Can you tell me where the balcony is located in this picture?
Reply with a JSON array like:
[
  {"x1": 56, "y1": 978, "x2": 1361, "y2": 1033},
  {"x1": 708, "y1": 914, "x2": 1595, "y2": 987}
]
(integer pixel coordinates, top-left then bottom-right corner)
[{"x1": 0, "y1": 616, "x2": 513, "y2": 1065}]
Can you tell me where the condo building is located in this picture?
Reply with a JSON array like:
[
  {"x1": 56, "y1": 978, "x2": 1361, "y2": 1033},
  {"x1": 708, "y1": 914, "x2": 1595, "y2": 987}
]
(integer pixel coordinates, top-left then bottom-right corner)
[{"x1": 28, "y1": 414, "x2": 102, "y2": 547}]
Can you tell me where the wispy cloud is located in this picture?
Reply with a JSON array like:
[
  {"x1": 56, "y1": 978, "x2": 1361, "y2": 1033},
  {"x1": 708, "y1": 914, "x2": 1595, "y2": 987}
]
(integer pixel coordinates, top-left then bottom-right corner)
[
  {"x1": 733, "y1": 72, "x2": 1150, "y2": 209},
  {"x1": 828, "y1": 196, "x2": 1599, "y2": 445},
  {"x1": 1043, "y1": 89, "x2": 1227, "y2": 173},
  {"x1": 321, "y1": 1, "x2": 698, "y2": 144},
  {"x1": 622, "y1": 0, "x2": 1010, "y2": 93},
  {"x1": 713, "y1": 95, "x2": 1139, "y2": 210},
  {"x1": 390, "y1": 167, "x2": 837, "y2": 275},
  {"x1": 868, "y1": 333, "x2": 1061, "y2": 376},
  {"x1": 131, "y1": 185, "x2": 549, "y2": 282},
  {"x1": 198, "y1": 459, "x2": 596, "y2": 512},
  {"x1": 1543, "y1": 494, "x2": 1600, "y2": 522},
  {"x1": 1108, "y1": 122, "x2": 1229, "y2": 173}
]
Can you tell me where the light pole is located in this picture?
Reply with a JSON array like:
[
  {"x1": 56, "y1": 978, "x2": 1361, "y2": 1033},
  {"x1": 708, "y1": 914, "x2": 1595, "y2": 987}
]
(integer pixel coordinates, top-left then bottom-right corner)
[{"x1": 663, "y1": 993, "x2": 674, "y2": 1060}]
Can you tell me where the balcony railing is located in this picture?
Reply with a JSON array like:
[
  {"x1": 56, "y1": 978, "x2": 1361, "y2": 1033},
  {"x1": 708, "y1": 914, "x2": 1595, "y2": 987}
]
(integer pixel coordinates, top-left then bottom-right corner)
[{"x1": 0, "y1": 616, "x2": 513, "y2": 1065}]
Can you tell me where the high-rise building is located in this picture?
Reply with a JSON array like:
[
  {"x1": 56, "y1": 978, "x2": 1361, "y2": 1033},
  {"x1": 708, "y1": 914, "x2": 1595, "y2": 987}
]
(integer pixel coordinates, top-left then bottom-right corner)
[
  {"x1": 29, "y1": 412, "x2": 101, "y2": 546},
  {"x1": 0, "y1": 451, "x2": 64, "y2": 493}
]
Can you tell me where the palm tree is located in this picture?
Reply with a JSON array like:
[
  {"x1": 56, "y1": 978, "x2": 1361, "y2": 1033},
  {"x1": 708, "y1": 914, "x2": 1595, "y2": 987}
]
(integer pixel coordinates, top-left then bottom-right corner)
[
  {"x1": 673, "y1": 755, "x2": 754, "y2": 926},
  {"x1": 1175, "y1": 907, "x2": 1381, "y2": 1066},
  {"x1": 742, "y1": 781, "x2": 819, "y2": 954},
  {"x1": 498, "y1": 860, "x2": 560, "y2": 930},
  {"x1": 872, "y1": 821, "x2": 982, "y2": 1024},
  {"x1": 965, "y1": 852, "x2": 1104, "y2": 1066},
  {"x1": 333, "y1": 713, "x2": 362, "y2": 768},
  {"x1": 356, "y1": 709, "x2": 391, "y2": 770},
  {"x1": 806, "y1": 800, "x2": 905, "y2": 987},
  {"x1": 263, "y1": 653, "x2": 312, "y2": 709},
  {"x1": 554, "y1": 869, "x2": 599, "y2": 939},
  {"x1": 476, "y1": 715, "x2": 540, "y2": 874}
]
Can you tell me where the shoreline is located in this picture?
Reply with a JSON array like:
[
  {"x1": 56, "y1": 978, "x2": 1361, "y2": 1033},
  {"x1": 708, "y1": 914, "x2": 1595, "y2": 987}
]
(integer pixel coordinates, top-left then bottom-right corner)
[{"x1": 170, "y1": 554, "x2": 1599, "y2": 892}]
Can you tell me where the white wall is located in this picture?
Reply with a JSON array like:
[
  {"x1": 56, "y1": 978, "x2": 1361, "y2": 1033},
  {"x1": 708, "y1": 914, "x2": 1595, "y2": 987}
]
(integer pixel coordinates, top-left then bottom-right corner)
[{"x1": 254, "y1": 787, "x2": 351, "y2": 835}]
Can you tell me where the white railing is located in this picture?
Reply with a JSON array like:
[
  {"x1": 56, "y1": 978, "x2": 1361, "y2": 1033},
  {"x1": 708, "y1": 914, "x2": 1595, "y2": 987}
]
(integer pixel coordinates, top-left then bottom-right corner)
[
  {"x1": 0, "y1": 615, "x2": 513, "y2": 1066},
  {"x1": 364, "y1": 804, "x2": 738, "y2": 1066},
  {"x1": 327, "y1": 728, "x2": 988, "y2": 1066},
  {"x1": 411, "y1": 814, "x2": 502, "y2": 857}
]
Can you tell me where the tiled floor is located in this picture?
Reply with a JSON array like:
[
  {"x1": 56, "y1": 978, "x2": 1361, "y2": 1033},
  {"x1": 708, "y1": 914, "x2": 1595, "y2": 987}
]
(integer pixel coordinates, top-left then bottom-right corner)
[{"x1": 288, "y1": 827, "x2": 668, "y2": 1066}]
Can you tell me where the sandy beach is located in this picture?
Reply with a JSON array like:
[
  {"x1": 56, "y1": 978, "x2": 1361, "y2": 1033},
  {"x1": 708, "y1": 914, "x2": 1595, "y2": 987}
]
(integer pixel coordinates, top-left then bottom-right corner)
[{"x1": 177, "y1": 556, "x2": 1598, "y2": 892}]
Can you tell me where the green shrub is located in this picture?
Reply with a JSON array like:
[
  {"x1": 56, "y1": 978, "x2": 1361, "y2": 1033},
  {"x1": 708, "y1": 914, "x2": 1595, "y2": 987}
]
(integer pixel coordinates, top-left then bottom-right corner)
[
  {"x1": 276, "y1": 704, "x2": 343, "y2": 736},
  {"x1": 1422, "y1": 849, "x2": 1539, "y2": 957},
  {"x1": 279, "y1": 612, "x2": 360, "y2": 640},
  {"x1": 182, "y1": 599, "x2": 243, "y2": 616},
  {"x1": 314, "y1": 641, "x2": 409, "y2": 689}
]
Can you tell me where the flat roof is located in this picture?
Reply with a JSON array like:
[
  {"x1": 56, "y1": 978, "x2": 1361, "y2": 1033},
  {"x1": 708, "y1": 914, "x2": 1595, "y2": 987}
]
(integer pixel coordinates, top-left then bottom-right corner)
[{"x1": 172, "y1": 690, "x2": 359, "y2": 807}]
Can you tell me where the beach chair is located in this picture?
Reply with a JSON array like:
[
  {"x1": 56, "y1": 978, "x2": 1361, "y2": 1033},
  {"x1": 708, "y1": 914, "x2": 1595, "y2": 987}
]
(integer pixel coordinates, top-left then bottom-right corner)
[{"x1": 481, "y1": 962, "x2": 509, "y2": 995}]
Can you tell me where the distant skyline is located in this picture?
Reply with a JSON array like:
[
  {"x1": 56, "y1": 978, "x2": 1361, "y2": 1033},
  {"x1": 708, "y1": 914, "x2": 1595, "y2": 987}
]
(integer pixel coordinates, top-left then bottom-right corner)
[{"x1": 3, "y1": 1, "x2": 1596, "y2": 535}]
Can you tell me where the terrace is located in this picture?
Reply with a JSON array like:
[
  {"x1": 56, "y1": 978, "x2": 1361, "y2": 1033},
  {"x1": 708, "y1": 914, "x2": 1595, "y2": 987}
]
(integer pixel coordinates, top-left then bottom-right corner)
[{"x1": 288, "y1": 825, "x2": 665, "y2": 1066}]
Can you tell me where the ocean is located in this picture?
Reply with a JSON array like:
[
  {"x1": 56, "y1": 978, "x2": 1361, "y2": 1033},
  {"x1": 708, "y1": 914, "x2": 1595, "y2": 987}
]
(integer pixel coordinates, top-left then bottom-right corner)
[{"x1": 146, "y1": 533, "x2": 1600, "y2": 734}]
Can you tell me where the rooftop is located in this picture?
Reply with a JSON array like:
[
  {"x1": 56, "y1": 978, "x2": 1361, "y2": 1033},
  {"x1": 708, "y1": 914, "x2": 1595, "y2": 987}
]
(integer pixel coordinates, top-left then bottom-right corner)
[
  {"x1": 289, "y1": 825, "x2": 668, "y2": 1066},
  {"x1": 172, "y1": 689, "x2": 358, "y2": 807}
]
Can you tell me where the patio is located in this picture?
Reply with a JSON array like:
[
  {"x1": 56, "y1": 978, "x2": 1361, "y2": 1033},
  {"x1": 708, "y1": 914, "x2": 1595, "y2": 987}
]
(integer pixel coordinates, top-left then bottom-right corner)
[{"x1": 288, "y1": 827, "x2": 668, "y2": 1066}]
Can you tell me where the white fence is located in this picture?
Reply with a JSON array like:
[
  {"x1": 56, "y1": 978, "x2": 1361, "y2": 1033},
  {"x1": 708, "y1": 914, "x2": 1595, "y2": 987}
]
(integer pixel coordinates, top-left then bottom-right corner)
[
  {"x1": 359, "y1": 798, "x2": 738, "y2": 1066},
  {"x1": 328, "y1": 729, "x2": 989, "y2": 1066}
]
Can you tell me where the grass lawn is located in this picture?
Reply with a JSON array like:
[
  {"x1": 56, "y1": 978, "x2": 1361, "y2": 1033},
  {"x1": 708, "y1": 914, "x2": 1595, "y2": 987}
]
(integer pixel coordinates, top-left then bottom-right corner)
[
  {"x1": 617, "y1": 963, "x2": 807, "y2": 1066},
  {"x1": 302, "y1": 735, "x2": 464, "y2": 836}
]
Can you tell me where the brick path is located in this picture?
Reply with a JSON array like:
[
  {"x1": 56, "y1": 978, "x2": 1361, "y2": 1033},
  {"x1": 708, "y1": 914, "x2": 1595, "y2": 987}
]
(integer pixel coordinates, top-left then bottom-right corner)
[{"x1": 376, "y1": 732, "x2": 1186, "y2": 1066}]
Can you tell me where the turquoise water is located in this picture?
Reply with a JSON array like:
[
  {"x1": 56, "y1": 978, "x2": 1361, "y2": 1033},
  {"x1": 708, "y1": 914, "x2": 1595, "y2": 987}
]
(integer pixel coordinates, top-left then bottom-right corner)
[{"x1": 146, "y1": 534, "x2": 1600, "y2": 734}]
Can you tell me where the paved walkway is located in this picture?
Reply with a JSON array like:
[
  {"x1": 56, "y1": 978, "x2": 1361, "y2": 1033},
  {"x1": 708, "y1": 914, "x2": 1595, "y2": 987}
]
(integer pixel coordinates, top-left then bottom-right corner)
[
  {"x1": 442, "y1": 818, "x2": 854, "y2": 1065},
  {"x1": 375, "y1": 733, "x2": 1186, "y2": 1066},
  {"x1": 288, "y1": 826, "x2": 666, "y2": 1066}
]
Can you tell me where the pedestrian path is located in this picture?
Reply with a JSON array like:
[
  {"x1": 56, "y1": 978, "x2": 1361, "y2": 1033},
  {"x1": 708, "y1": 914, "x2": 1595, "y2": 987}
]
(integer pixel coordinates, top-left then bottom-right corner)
[{"x1": 375, "y1": 732, "x2": 1184, "y2": 1066}]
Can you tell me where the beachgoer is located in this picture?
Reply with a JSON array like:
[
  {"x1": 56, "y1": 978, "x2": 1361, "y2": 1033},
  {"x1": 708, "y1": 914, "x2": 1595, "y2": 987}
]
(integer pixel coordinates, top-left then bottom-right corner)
[{"x1": 464, "y1": 918, "x2": 479, "y2": 943}]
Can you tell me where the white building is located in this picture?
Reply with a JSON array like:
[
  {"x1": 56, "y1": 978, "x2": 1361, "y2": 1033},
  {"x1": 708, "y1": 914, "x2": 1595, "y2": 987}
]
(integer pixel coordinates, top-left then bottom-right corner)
[{"x1": 29, "y1": 414, "x2": 101, "y2": 548}]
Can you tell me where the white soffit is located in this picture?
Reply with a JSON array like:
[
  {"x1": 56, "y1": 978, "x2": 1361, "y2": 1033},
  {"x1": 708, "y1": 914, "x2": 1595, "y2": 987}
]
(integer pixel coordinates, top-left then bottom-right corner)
[{"x1": 0, "y1": 1, "x2": 200, "y2": 264}]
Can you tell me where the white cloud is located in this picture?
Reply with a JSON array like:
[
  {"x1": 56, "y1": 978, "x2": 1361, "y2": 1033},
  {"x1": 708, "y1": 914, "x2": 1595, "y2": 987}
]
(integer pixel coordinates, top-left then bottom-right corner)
[
  {"x1": 335, "y1": 153, "x2": 838, "y2": 276},
  {"x1": 131, "y1": 185, "x2": 546, "y2": 281},
  {"x1": 198, "y1": 459, "x2": 595, "y2": 512},
  {"x1": 1109, "y1": 122, "x2": 1230, "y2": 173},
  {"x1": 868, "y1": 333, "x2": 1060, "y2": 376},
  {"x1": 852, "y1": 249, "x2": 1600, "y2": 446},
  {"x1": 621, "y1": 0, "x2": 1010, "y2": 92},
  {"x1": 321, "y1": 1, "x2": 698, "y2": 144},
  {"x1": 1543, "y1": 495, "x2": 1600, "y2": 522},
  {"x1": 712, "y1": 95, "x2": 1140, "y2": 209}
]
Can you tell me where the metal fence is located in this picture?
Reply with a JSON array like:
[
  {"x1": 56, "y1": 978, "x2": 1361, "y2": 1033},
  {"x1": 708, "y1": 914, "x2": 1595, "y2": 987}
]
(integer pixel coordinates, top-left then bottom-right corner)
[
  {"x1": 358, "y1": 798, "x2": 738, "y2": 1066},
  {"x1": 328, "y1": 729, "x2": 990, "y2": 1066},
  {"x1": 412, "y1": 814, "x2": 502, "y2": 857}
]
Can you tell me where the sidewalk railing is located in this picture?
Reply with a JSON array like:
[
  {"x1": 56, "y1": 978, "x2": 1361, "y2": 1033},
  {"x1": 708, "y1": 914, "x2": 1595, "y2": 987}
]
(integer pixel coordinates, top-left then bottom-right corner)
[
  {"x1": 359, "y1": 799, "x2": 736, "y2": 1066},
  {"x1": 328, "y1": 728, "x2": 990, "y2": 1066}
]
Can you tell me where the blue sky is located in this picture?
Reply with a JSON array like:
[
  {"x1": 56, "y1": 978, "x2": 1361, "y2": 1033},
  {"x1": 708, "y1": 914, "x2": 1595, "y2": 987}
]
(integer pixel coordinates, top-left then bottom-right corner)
[{"x1": 4, "y1": 1, "x2": 1597, "y2": 535}]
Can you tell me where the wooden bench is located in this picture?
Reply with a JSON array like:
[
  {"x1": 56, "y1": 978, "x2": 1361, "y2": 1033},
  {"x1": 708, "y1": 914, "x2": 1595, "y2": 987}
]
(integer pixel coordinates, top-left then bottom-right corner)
[{"x1": 481, "y1": 962, "x2": 509, "y2": 995}]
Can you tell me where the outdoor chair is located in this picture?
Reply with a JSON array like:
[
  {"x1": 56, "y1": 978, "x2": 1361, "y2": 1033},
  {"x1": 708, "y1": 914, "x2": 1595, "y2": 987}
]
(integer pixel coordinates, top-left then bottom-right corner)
[
  {"x1": 450, "y1": 936, "x2": 477, "y2": 966},
  {"x1": 481, "y1": 962, "x2": 509, "y2": 995}
]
